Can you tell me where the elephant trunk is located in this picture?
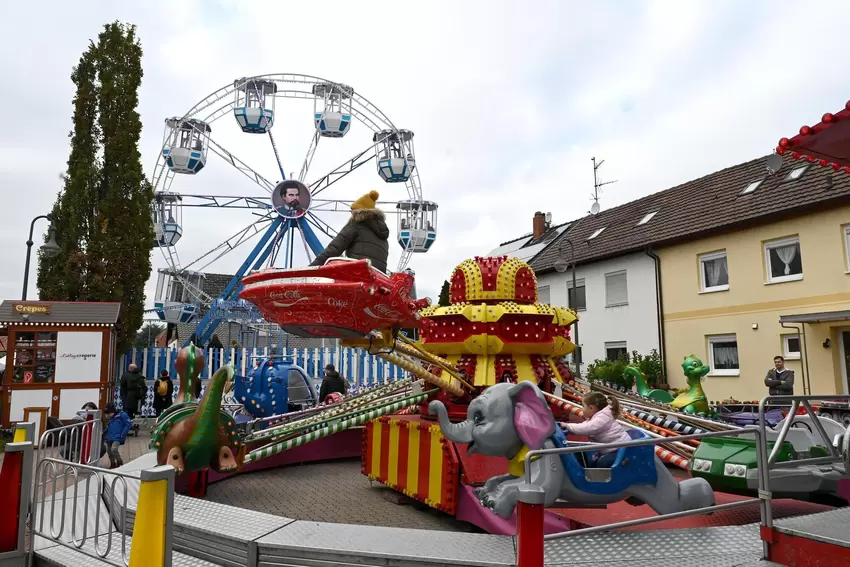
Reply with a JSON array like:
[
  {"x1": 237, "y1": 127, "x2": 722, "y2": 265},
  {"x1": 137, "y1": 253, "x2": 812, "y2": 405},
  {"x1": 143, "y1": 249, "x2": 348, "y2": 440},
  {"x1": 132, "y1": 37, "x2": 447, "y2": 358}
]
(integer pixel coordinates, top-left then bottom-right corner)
[{"x1": 428, "y1": 401, "x2": 473, "y2": 444}]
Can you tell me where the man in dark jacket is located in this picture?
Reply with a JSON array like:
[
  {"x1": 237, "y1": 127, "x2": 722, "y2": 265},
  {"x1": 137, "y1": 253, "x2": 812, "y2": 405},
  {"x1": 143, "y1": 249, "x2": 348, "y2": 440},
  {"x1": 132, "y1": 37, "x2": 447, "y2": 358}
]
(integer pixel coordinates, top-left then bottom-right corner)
[
  {"x1": 309, "y1": 190, "x2": 390, "y2": 273},
  {"x1": 764, "y1": 355, "x2": 795, "y2": 396},
  {"x1": 318, "y1": 364, "x2": 348, "y2": 403},
  {"x1": 119, "y1": 364, "x2": 147, "y2": 420}
]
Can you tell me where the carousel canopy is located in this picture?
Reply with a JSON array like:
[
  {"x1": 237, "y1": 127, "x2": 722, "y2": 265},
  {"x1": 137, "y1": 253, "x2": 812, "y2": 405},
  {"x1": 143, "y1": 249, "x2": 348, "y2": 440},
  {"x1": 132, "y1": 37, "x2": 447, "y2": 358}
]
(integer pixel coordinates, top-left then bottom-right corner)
[{"x1": 777, "y1": 100, "x2": 850, "y2": 171}]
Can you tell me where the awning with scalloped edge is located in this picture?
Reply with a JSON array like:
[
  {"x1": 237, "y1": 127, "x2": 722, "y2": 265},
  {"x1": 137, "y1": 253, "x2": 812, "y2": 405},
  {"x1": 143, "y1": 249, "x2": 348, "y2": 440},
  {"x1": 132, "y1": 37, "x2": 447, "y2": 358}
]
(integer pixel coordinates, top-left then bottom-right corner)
[{"x1": 777, "y1": 100, "x2": 850, "y2": 172}]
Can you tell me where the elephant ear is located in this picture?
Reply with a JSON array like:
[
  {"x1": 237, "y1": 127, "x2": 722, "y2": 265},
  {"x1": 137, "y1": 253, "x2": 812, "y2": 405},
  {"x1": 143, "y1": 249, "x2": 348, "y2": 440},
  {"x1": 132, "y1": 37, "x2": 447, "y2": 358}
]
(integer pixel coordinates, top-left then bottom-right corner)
[{"x1": 509, "y1": 381, "x2": 555, "y2": 450}]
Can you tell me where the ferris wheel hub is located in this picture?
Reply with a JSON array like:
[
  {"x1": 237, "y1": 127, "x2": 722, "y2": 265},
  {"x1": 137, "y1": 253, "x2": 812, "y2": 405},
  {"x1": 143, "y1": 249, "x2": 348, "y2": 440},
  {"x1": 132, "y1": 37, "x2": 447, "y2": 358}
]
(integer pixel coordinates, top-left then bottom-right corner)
[{"x1": 271, "y1": 179, "x2": 311, "y2": 219}]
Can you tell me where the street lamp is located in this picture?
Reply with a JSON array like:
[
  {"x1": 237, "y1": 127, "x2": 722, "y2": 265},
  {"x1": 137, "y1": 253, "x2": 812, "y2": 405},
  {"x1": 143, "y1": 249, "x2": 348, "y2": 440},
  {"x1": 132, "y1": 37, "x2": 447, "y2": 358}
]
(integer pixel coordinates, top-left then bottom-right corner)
[
  {"x1": 22, "y1": 215, "x2": 61, "y2": 301},
  {"x1": 554, "y1": 239, "x2": 581, "y2": 379}
]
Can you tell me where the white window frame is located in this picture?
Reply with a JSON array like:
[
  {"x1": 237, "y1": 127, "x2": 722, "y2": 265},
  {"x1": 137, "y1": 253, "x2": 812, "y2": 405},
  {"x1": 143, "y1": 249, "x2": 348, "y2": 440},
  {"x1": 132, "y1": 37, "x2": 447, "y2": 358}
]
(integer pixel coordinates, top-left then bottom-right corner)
[
  {"x1": 764, "y1": 236, "x2": 803, "y2": 284},
  {"x1": 604, "y1": 270, "x2": 628, "y2": 307},
  {"x1": 707, "y1": 334, "x2": 740, "y2": 376},
  {"x1": 566, "y1": 278, "x2": 586, "y2": 311},
  {"x1": 699, "y1": 250, "x2": 729, "y2": 293},
  {"x1": 537, "y1": 285, "x2": 551, "y2": 305},
  {"x1": 844, "y1": 224, "x2": 850, "y2": 272},
  {"x1": 783, "y1": 334, "x2": 801, "y2": 360}
]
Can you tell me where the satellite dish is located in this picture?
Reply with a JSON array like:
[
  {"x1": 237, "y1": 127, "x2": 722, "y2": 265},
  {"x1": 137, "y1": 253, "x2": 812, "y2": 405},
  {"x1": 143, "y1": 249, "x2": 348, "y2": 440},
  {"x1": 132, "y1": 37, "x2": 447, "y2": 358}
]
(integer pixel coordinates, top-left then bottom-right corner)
[
  {"x1": 545, "y1": 212, "x2": 552, "y2": 224},
  {"x1": 590, "y1": 201, "x2": 601, "y2": 215},
  {"x1": 766, "y1": 153, "x2": 783, "y2": 175}
]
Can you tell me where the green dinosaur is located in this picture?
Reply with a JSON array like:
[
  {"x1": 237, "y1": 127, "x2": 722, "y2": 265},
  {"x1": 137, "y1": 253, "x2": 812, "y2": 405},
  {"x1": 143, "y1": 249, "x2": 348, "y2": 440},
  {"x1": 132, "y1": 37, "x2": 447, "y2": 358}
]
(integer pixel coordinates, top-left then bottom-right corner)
[
  {"x1": 626, "y1": 365, "x2": 674, "y2": 404},
  {"x1": 150, "y1": 347, "x2": 241, "y2": 474},
  {"x1": 671, "y1": 354, "x2": 711, "y2": 415}
]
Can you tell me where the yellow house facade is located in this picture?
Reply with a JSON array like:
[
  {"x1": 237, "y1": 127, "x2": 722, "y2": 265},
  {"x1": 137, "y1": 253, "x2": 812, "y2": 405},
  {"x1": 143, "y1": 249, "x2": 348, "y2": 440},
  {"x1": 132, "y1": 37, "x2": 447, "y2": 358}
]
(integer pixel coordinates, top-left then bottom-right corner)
[{"x1": 659, "y1": 205, "x2": 850, "y2": 401}]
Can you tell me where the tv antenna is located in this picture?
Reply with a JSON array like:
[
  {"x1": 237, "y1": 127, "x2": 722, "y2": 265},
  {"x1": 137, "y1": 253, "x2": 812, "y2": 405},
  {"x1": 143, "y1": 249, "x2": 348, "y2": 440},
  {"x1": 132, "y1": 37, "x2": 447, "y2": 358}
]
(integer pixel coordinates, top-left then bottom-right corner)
[{"x1": 590, "y1": 156, "x2": 617, "y2": 215}]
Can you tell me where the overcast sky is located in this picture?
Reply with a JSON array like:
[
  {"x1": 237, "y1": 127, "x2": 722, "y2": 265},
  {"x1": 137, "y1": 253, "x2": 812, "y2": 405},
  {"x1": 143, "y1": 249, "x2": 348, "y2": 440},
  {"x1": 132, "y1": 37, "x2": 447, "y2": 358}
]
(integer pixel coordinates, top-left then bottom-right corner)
[{"x1": 2, "y1": 0, "x2": 850, "y2": 313}]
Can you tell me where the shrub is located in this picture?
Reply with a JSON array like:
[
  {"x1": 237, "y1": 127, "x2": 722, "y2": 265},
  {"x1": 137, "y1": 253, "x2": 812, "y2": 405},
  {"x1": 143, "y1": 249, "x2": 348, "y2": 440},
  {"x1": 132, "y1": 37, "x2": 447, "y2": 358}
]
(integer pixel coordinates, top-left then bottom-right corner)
[{"x1": 586, "y1": 349, "x2": 665, "y2": 390}]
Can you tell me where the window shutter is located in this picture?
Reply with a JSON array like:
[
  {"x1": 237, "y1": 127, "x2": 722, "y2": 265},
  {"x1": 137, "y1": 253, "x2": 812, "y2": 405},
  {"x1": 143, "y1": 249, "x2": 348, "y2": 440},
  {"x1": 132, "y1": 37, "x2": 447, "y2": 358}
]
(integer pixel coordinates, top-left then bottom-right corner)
[{"x1": 605, "y1": 272, "x2": 628, "y2": 306}]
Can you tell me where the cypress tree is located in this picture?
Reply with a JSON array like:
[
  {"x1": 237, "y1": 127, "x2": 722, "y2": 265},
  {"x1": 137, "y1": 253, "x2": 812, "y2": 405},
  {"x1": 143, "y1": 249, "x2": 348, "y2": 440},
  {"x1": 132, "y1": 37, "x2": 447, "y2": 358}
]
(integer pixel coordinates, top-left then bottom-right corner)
[
  {"x1": 438, "y1": 280, "x2": 451, "y2": 307},
  {"x1": 38, "y1": 21, "x2": 153, "y2": 352}
]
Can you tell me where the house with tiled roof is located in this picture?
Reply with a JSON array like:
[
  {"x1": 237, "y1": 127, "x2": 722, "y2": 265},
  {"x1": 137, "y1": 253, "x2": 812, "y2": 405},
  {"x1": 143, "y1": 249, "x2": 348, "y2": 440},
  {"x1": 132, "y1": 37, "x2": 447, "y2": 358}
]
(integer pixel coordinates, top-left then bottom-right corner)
[{"x1": 531, "y1": 153, "x2": 850, "y2": 401}]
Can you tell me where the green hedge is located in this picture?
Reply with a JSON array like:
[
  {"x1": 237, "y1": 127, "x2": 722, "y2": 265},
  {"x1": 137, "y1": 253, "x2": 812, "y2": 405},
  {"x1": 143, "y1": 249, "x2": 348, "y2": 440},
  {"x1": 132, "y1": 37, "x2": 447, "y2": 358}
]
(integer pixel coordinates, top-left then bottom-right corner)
[{"x1": 586, "y1": 349, "x2": 664, "y2": 390}]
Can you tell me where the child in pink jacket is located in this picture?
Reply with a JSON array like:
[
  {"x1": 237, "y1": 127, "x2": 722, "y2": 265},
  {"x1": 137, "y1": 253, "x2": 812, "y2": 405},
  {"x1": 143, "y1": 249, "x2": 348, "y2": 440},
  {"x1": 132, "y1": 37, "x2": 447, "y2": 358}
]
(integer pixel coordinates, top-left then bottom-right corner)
[{"x1": 561, "y1": 392, "x2": 632, "y2": 468}]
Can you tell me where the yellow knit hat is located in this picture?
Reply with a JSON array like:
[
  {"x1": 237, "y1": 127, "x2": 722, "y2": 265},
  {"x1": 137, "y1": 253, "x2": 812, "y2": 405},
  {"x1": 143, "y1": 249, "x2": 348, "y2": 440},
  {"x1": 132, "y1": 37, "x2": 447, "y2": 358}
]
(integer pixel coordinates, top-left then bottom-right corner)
[{"x1": 351, "y1": 190, "x2": 379, "y2": 210}]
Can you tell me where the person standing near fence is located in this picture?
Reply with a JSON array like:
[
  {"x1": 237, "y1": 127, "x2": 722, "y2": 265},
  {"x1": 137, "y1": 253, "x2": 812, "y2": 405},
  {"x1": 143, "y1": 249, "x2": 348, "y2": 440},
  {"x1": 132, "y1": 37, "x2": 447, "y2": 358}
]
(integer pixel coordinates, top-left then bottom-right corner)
[
  {"x1": 120, "y1": 364, "x2": 147, "y2": 420},
  {"x1": 103, "y1": 403, "x2": 132, "y2": 469},
  {"x1": 152, "y1": 370, "x2": 174, "y2": 417}
]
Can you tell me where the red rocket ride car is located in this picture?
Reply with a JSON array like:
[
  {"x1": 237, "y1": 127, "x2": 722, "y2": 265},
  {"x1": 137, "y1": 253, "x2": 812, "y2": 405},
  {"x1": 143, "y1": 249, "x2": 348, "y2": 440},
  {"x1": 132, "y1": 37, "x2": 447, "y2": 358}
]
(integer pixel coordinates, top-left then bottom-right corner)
[{"x1": 238, "y1": 258, "x2": 431, "y2": 338}]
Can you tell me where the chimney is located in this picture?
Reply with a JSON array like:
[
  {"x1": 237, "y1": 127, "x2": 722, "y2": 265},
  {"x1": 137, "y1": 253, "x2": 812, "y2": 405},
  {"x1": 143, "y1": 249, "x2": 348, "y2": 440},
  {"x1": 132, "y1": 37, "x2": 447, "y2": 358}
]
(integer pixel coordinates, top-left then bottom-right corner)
[{"x1": 533, "y1": 211, "x2": 546, "y2": 240}]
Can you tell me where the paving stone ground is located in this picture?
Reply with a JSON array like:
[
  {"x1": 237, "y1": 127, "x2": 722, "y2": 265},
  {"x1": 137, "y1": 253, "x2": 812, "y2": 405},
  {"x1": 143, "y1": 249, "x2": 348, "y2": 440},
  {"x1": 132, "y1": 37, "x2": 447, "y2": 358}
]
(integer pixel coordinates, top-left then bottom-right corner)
[
  {"x1": 3, "y1": 425, "x2": 473, "y2": 534},
  {"x1": 205, "y1": 457, "x2": 475, "y2": 532}
]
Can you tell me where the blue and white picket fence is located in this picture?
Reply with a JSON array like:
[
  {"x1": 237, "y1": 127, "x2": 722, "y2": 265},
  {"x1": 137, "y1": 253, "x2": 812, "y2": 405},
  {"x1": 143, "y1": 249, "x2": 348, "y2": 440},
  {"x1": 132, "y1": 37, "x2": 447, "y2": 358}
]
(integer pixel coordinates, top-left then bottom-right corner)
[{"x1": 114, "y1": 346, "x2": 408, "y2": 416}]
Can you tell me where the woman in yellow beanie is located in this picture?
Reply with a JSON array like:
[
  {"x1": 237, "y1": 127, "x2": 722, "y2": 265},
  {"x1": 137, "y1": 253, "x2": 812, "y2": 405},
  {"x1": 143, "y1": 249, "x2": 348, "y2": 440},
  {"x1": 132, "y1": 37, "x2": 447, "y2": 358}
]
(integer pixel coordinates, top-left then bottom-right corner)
[{"x1": 309, "y1": 190, "x2": 391, "y2": 272}]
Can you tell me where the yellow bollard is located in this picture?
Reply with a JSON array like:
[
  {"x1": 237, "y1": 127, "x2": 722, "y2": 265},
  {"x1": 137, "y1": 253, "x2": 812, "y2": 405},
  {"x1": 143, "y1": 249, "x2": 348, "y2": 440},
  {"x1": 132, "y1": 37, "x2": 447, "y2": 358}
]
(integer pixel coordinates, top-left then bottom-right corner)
[{"x1": 128, "y1": 465, "x2": 175, "y2": 567}]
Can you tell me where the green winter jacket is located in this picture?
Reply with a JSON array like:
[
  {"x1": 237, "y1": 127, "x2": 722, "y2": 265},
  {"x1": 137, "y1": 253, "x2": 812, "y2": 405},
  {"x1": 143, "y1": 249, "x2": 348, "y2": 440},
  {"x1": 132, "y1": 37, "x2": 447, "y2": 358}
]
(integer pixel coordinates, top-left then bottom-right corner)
[{"x1": 310, "y1": 208, "x2": 390, "y2": 272}]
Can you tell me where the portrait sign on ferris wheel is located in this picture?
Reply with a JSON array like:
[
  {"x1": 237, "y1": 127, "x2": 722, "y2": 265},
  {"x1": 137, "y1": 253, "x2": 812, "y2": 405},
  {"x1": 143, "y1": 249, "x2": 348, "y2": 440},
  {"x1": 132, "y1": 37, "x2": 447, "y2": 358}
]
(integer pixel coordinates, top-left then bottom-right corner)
[{"x1": 271, "y1": 179, "x2": 311, "y2": 219}]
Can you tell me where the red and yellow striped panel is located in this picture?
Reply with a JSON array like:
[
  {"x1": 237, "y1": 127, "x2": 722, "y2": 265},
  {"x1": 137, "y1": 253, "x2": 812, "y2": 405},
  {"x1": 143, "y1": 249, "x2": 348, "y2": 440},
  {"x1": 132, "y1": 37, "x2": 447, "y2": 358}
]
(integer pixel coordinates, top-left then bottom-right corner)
[{"x1": 362, "y1": 415, "x2": 459, "y2": 515}]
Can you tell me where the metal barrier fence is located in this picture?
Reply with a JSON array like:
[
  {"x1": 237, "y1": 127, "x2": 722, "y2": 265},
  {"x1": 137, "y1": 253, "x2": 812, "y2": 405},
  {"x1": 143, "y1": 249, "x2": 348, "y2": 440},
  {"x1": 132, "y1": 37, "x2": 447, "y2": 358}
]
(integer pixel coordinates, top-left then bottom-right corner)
[
  {"x1": 28, "y1": 458, "x2": 175, "y2": 567},
  {"x1": 756, "y1": 394, "x2": 849, "y2": 549},
  {"x1": 36, "y1": 411, "x2": 103, "y2": 469},
  {"x1": 514, "y1": 393, "x2": 850, "y2": 566}
]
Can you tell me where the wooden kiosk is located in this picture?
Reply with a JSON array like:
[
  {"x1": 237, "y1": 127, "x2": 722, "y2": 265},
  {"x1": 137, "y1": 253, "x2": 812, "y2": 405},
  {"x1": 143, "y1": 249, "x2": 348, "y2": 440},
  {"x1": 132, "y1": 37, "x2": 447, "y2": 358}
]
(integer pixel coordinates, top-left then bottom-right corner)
[{"x1": 0, "y1": 301, "x2": 121, "y2": 433}]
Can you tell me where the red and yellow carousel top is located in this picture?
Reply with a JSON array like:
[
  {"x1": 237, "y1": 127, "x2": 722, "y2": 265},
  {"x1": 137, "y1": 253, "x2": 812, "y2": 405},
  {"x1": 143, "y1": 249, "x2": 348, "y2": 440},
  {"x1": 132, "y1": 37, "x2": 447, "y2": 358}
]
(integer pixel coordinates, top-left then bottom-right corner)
[
  {"x1": 419, "y1": 255, "x2": 577, "y2": 356},
  {"x1": 777, "y1": 99, "x2": 850, "y2": 171}
]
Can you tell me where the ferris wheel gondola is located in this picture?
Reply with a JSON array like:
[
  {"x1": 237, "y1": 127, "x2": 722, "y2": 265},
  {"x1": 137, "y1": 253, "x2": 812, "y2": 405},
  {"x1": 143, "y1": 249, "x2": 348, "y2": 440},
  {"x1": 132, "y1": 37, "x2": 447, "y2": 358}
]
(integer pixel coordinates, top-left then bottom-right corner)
[{"x1": 148, "y1": 73, "x2": 438, "y2": 343}]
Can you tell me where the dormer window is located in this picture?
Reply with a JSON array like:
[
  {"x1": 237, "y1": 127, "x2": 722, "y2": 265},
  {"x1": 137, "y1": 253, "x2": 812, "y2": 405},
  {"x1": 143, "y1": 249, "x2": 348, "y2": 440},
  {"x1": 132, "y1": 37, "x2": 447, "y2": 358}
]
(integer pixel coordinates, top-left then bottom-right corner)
[
  {"x1": 587, "y1": 227, "x2": 606, "y2": 240},
  {"x1": 637, "y1": 211, "x2": 657, "y2": 226}
]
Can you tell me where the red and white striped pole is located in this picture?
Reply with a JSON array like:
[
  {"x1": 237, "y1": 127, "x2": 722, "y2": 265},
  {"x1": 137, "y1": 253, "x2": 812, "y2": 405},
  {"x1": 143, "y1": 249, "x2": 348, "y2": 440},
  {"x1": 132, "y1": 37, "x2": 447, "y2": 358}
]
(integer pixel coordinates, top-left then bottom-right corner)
[{"x1": 516, "y1": 483, "x2": 545, "y2": 567}]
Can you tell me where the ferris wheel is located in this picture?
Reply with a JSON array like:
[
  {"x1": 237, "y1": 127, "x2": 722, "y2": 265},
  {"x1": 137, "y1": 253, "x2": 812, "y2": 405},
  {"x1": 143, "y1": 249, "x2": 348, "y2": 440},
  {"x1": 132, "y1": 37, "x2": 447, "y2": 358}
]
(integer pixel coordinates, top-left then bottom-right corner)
[{"x1": 148, "y1": 74, "x2": 438, "y2": 343}]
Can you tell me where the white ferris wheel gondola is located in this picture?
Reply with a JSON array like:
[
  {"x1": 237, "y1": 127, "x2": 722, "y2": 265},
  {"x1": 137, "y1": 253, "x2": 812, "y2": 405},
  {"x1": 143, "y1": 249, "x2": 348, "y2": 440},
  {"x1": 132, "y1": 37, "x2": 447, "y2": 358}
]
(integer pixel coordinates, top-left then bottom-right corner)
[
  {"x1": 374, "y1": 128, "x2": 415, "y2": 183},
  {"x1": 396, "y1": 200, "x2": 437, "y2": 253},
  {"x1": 153, "y1": 192, "x2": 183, "y2": 247},
  {"x1": 313, "y1": 82, "x2": 353, "y2": 138},
  {"x1": 233, "y1": 77, "x2": 277, "y2": 134},
  {"x1": 161, "y1": 118, "x2": 211, "y2": 175},
  {"x1": 147, "y1": 73, "x2": 439, "y2": 342}
]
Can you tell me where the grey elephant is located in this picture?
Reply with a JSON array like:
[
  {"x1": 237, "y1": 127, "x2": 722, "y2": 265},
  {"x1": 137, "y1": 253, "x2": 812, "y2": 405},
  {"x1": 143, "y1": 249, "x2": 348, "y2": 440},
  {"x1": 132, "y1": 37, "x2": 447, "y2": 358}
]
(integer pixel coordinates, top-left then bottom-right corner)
[{"x1": 428, "y1": 380, "x2": 715, "y2": 519}]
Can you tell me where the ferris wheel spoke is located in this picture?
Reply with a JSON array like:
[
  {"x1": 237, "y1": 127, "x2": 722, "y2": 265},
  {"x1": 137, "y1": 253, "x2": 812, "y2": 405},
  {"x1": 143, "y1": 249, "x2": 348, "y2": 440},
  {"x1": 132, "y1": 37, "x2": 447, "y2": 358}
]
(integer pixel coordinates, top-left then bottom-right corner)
[
  {"x1": 267, "y1": 129, "x2": 286, "y2": 180},
  {"x1": 182, "y1": 213, "x2": 275, "y2": 272},
  {"x1": 396, "y1": 248, "x2": 413, "y2": 272},
  {"x1": 308, "y1": 134, "x2": 390, "y2": 198},
  {"x1": 304, "y1": 211, "x2": 338, "y2": 238},
  {"x1": 297, "y1": 130, "x2": 321, "y2": 183},
  {"x1": 205, "y1": 136, "x2": 275, "y2": 192},
  {"x1": 294, "y1": 216, "x2": 324, "y2": 258}
]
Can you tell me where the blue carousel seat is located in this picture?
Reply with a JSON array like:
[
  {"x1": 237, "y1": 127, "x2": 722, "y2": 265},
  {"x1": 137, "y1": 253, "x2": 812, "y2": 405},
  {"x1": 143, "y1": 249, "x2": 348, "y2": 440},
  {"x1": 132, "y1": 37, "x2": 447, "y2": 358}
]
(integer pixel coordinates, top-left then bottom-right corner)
[{"x1": 554, "y1": 428, "x2": 658, "y2": 495}]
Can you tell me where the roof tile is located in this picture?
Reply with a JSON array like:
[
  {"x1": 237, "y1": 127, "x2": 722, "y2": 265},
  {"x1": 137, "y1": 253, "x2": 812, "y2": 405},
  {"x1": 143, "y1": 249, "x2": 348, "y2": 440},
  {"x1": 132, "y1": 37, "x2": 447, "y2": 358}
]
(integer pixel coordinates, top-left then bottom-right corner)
[{"x1": 531, "y1": 154, "x2": 850, "y2": 274}]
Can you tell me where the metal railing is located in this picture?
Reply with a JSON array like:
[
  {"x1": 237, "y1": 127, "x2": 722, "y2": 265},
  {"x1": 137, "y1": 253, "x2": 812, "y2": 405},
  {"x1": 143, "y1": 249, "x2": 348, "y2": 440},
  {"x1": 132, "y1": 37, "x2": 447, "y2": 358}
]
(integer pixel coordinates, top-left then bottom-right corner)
[
  {"x1": 28, "y1": 458, "x2": 135, "y2": 566},
  {"x1": 37, "y1": 411, "x2": 103, "y2": 468},
  {"x1": 515, "y1": 393, "x2": 850, "y2": 566},
  {"x1": 756, "y1": 394, "x2": 849, "y2": 542}
]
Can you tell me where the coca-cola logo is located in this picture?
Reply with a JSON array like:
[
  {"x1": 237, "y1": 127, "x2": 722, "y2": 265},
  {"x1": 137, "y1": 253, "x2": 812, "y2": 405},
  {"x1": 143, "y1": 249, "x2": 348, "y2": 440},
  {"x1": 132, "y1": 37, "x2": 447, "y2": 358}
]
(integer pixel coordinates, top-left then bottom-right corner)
[
  {"x1": 328, "y1": 298, "x2": 349, "y2": 308},
  {"x1": 270, "y1": 290, "x2": 301, "y2": 300},
  {"x1": 366, "y1": 304, "x2": 401, "y2": 318}
]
